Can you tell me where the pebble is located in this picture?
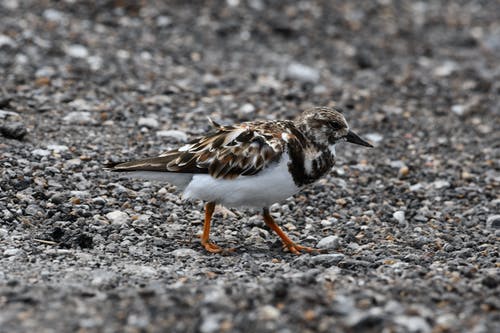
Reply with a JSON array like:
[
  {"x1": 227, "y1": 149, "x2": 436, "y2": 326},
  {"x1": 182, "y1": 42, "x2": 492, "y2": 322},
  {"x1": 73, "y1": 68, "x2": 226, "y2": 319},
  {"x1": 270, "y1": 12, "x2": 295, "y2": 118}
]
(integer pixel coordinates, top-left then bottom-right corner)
[
  {"x1": 0, "y1": 34, "x2": 16, "y2": 48},
  {"x1": 169, "y1": 248, "x2": 199, "y2": 258},
  {"x1": 451, "y1": 104, "x2": 465, "y2": 116},
  {"x1": 286, "y1": 62, "x2": 320, "y2": 83},
  {"x1": 47, "y1": 144, "x2": 68, "y2": 152},
  {"x1": 43, "y1": 9, "x2": 65, "y2": 22},
  {"x1": 143, "y1": 95, "x2": 171, "y2": 105},
  {"x1": 4, "y1": 248, "x2": 21, "y2": 256},
  {"x1": 106, "y1": 211, "x2": 129, "y2": 225},
  {"x1": 0, "y1": 122, "x2": 27, "y2": 140},
  {"x1": 432, "y1": 180, "x2": 450, "y2": 189},
  {"x1": 239, "y1": 103, "x2": 256, "y2": 114},
  {"x1": 316, "y1": 235, "x2": 340, "y2": 250},
  {"x1": 393, "y1": 211, "x2": 406, "y2": 225},
  {"x1": 32, "y1": 149, "x2": 51, "y2": 157},
  {"x1": 364, "y1": 133, "x2": 383, "y2": 143},
  {"x1": 156, "y1": 130, "x2": 188, "y2": 142},
  {"x1": 310, "y1": 254, "x2": 345, "y2": 266},
  {"x1": 138, "y1": 117, "x2": 159, "y2": 129},
  {"x1": 63, "y1": 111, "x2": 95, "y2": 125},
  {"x1": 486, "y1": 215, "x2": 500, "y2": 229},
  {"x1": 258, "y1": 305, "x2": 281, "y2": 320},
  {"x1": 65, "y1": 44, "x2": 89, "y2": 58}
]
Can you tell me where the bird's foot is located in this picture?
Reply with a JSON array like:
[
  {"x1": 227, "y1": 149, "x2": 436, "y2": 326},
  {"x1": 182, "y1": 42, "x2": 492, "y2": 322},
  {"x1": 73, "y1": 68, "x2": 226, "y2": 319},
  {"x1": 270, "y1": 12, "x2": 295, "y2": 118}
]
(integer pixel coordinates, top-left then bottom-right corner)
[
  {"x1": 202, "y1": 241, "x2": 235, "y2": 254},
  {"x1": 283, "y1": 242, "x2": 318, "y2": 255}
]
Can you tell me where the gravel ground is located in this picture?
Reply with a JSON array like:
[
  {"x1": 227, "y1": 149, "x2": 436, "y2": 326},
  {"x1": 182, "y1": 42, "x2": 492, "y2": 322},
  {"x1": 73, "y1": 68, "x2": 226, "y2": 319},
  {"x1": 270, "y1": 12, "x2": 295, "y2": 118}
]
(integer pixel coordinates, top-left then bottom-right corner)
[{"x1": 1, "y1": 1, "x2": 499, "y2": 332}]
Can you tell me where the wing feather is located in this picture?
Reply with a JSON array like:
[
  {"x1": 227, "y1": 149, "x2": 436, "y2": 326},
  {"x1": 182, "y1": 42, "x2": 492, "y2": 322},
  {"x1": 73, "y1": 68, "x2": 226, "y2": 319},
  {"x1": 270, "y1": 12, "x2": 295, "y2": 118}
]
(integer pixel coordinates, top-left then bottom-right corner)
[{"x1": 110, "y1": 121, "x2": 295, "y2": 179}]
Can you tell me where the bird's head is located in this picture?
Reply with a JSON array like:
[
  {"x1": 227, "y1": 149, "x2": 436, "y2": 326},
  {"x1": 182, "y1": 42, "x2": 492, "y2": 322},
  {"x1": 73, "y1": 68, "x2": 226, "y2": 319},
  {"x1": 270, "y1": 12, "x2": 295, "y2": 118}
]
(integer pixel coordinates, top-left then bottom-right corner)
[{"x1": 295, "y1": 107, "x2": 373, "y2": 148}]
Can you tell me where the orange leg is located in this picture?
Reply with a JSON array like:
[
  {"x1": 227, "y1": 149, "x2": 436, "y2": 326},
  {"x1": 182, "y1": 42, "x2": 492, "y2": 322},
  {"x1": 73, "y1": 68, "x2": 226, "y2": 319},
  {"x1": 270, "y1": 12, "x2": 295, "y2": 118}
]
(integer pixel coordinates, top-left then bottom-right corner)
[
  {"x1": 201, "y1": 202, "x2": 222, "y2": 253},
  {"x1": 262, "y1": 207, "x2": 317, "y2": 255}
]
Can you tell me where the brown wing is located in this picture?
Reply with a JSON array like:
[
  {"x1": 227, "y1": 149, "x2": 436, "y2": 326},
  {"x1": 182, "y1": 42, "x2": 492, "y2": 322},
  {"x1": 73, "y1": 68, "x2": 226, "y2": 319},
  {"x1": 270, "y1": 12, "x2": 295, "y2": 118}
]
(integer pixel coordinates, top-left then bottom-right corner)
[{"x1": 110, "y1": 121, "x2": 292, "y2": 179}]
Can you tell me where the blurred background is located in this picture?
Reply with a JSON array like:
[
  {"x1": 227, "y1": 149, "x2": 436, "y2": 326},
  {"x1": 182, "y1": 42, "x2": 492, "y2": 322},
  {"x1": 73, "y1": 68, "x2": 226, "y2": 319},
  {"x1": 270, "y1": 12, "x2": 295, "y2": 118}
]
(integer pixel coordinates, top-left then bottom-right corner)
[{"x1": 1, "y1": 1, "x2": 499, "y2": 332}]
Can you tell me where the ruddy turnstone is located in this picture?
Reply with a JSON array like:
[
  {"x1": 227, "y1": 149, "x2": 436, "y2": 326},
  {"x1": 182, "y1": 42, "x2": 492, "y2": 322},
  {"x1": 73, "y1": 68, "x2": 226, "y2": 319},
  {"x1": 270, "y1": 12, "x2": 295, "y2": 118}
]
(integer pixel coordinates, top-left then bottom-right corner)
[{"x1": 107, "y1": 107, "x2": 372, "y2": 254}]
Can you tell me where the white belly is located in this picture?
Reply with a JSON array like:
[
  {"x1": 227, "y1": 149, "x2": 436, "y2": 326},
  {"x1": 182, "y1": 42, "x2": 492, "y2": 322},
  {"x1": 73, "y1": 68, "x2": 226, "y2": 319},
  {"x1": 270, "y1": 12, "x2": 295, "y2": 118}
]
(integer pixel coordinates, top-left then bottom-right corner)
[{"x1": 182, "y1": 155, "x2": 300, "y2": 208}]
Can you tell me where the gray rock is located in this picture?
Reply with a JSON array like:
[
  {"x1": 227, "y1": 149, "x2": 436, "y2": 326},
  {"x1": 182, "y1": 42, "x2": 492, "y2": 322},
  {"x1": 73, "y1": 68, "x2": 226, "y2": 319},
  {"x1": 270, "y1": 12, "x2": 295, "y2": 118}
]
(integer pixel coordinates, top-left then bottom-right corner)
[
  {"x1": 0, "y1": 122, "x2": 27, "y2": 140},
  {"x1": 393, "y1": 211, "x2": 406, "y2": 225},
  {"x1": 65, "y1": 44, "x2": 89, "y2": 58},
  {"x1": 486, "y1": 215, "x2": 500, "y2": 229},
  {"x1": 286, "y1": 62, "x2": 320, "y2": 83},
  {"x1": 316, "y1": 235, "x2": 340, "y2": 250},
  {"x1": 106, "y1": 211, "x2": 129, "y2": 225},
  {"x1": 4, "y1": 248, "x2": 21, "y2": 256},
  {"x1": 32, "y1": 149, "x2": 51, "y2": 157},
  {"x1": 63, "y1": 111, "x2": 95, "y2": 125},
  {"x1": 310, "y1": 253, "x2": 345, "y2": 266},
  {"x1": 156, "y1": 130, "x2": 188, "y2": 142},
  {"x1": 138, "y1": 117, "x2": 159, "y2": 129}
]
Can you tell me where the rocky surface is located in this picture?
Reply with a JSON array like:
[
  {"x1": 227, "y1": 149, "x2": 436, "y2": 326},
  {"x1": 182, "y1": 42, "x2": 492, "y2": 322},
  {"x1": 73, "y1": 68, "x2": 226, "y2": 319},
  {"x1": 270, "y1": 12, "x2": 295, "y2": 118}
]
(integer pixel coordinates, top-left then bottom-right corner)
[{"x1": 0, "y1": 1, "x2": 499, "y2": 332}]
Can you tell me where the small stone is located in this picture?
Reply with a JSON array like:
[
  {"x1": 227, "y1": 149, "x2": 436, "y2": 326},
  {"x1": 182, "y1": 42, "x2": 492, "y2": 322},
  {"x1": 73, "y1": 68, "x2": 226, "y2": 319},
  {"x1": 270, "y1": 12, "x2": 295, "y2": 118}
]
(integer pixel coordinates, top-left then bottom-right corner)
[
  {"x1": 47, "y1": 144, "x2": 68, "y2": 152},
  {"x1": 433, "y1": 61, "x2": 457, "y2": 77},
  {"x1": 398, "y1": 166, "x2": 410, "y2": 178},
  {"x1": 451, "y1": 104, "x2": 465, "y2": 116},
  {"x1": 4, "y1": 248, "x2": 21, "y2": 256},
  {"x1": 486, "y1": 215, "x2": 500, "y2": 229},
  {"x1": 43, "y1": 9, "x2": 65, "y2": 22},
  {"x1": 393, "y1": 211, "x2": 406, "y2": 225},
  {"x1": 70, "y1": 190, "x2": 90, "y2": 199},
  {"x1": 32, "y1": 149, "x2": 51, "y2": 157},
  {"x1": 432, "y1": 180, "x2": 450, "y2": 189},
  {"x1": 138, "y1": 117, "x2": 159, "y2": 129},
  {"x1": 286, "y1": 62, "x2": 320, "y2": 83},
  {"x1": 0, "y1": 34, "x2": 16, "y2": 48},
  {"x1": 310, "y1": 253, "x2": 345, "y2": 266},
  {"x1": 317, "y1": 235, "x2": 340, "y2": 250},
  {"x1": 143, "y1": 95, "x2": 171, "y2": 105},
  {"x1": 156, "y1": 130, "x2": 188, "y2": 142},
  {"x1": 239, "y1": 103, "x2": 256, "y2": 114},
  {"x1": 258, "y1": 305, "x2": 281, "y2": 320},
  {"x1": 66, "y1": 44, "x2": 89, "y2": 58},
  {"x1": 106, "y1": 211, "x2": 129, "y2": 225},
  {"x1": 63, "y1": 111, "x2": 95, "y2": 125},
  {"x1": 169, "y1": 248, "x2": 199, "y2": 258},
  {"x1": 364, "y1": 133, "x2": 383, "y2": 143},
  {"x1": 0, "y1": 122, "x2": 27, "y2": 140}
]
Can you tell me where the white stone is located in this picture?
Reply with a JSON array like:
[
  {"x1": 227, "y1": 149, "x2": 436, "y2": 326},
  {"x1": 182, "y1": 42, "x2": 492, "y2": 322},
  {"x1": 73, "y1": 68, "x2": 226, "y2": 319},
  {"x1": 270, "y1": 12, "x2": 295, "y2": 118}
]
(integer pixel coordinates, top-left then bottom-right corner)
[
  {"x1": 63, "y1": 111, "x2": 95, "y2": 125},
  {"x1": 258, "y1": 305, "x2": 281, "y2": 320},
  {"x1": 106, "y1": 211, "x2": 129, "y2": 225},
  {"x1": 156, "y1": 130, "x2": 188, "y2": 142},
  {"x1": 239, "y1": 103, "x2": 256, "y2": 114},
  {"x1": 143, "y1": 95, "x2": 171, "y2": 105},
  {"x1": 317, "y1": 235, "x2": 340, "y2": 249},
  {"x1": 43, "y1": 9, "x2": 65, "y2": 22},
  {"x1": 170, "y1": 248, "x2": 199, "y2": 258},
  {"x1": 138, "y1": 117, "x2": 159, "y2": 129},
  {"x1": 47, "y1": 144, "x2": 68, "y2": 152},
  {"x1": 32, "y1": 149, "x2": 51, "y2": 157},
  {"x1": 0, "y1": 34, "x2": 16, "y2": 47},
  {"x1": 365, "y1": 133, "x2": 383, "y2": 143},
  {"x1": 433, "y1": 61, "x2": 457, "y2": 77},
  {"x1": 451, "y1": 104, "x2": 465, "y2": 116},
  {"x1": 393, "y1": 211, "x2": 405, "y2": 224},
  {"x1": 4, "y1": 248, "x2": 21, "y2": 256},
  {"x1": 66, "y1": 44, "x2": 89, "y2": 58},
  {"x1": 286, "y1": 62, "x2": 320, "y2": 83},
  {"x1": 68, "y1": 98, "x2": 92, "y2": 111},
  {"x1": 432, "y1": 180, "x2": 450, "y2": 189}
]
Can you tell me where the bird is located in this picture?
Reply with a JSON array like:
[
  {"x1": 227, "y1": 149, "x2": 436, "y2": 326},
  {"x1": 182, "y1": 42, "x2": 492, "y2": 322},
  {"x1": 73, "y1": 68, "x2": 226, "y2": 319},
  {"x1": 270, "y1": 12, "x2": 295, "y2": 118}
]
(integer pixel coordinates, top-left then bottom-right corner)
[{"x1": 107, "y1": 106, "x2": 373, "y2": 254}]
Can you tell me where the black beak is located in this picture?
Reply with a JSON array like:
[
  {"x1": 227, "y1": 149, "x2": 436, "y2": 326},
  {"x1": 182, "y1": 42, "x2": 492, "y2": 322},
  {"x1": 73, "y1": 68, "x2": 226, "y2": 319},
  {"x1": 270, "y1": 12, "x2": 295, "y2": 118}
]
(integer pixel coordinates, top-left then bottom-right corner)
[{"x1": 345, "y1": 130, "x2": 373, "y2": 147}]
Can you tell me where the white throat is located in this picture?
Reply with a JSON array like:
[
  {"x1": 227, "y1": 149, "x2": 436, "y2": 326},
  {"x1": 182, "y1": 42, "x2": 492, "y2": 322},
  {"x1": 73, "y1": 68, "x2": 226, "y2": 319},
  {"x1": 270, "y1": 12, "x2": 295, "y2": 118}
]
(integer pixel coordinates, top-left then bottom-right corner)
[{"x1": 329, "y1": 144, "x2": 336, "y2": 156}]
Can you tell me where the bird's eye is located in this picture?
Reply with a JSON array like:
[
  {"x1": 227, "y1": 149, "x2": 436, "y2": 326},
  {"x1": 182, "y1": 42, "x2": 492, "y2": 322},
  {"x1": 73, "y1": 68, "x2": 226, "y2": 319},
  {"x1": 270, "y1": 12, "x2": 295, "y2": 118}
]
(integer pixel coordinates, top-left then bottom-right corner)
[{"x1": 329, "y1": 122, "x2": 342, "y2": 131}]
